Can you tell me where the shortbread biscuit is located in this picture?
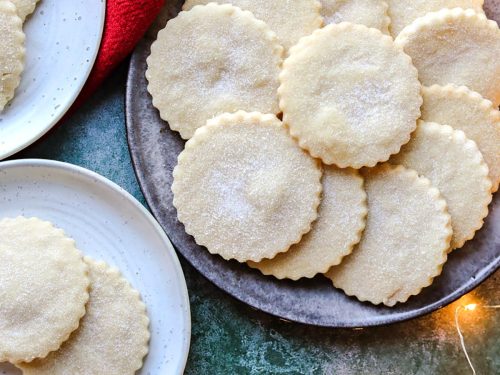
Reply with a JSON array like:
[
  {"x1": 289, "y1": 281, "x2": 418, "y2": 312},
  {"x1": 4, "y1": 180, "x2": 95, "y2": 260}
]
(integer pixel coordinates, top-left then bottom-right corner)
[
  {"x1": 12, "y1": 0, "x2": 40, "y2": 21},
  {"x1": 172, "y1": 111, "x2": 322, "y2": 262},
  {"x1": 0, "y1": 0, "x2": 25, "y2": 111},
  {"x1": 391, "y1": 121, "x2": 492, "y2": 249},
  {"x1": 326, "y1": 164, "x2": 452, "y2": 307},
  {"x1": 387, "y1": 0, "x2": 484, "y2": 36},
  {"x1": 395, "y1": 8, "x2": 500, "y2": 107},
  {"x1": 248, "y1": 166, "x2": 367, "y2": 280},
  {"x1": 146, "y1": 3, "x2": 283, "y2": 139},
  {"x1": 421, "y1": 84, "x2": 500, "y2": 192},
  {"x1": 0, "y1": 217, "x2": 89, "y2": 363},
  {"x1": 320, "y1": 0, "x2": 390, "y2": 33},
  {"x1": 279, "y1": 23, "x2": 421, "y2": 168},
  {"x1": 182, "y1": 0, "x2": 322, "y2": 51},
  {"x1": 19, "y1": 257, "x2": 150, "y2": 375}
]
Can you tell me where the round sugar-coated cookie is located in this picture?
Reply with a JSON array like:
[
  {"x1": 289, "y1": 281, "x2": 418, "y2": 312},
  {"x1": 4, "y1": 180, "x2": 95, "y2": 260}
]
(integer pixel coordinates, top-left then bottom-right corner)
[
  {"x1": 395, "y1": 8, "x2": 500, "y2": 107},
  {"x1": 320, "y1": 0, "x2": 390, "y2": 33},
  {"x1": 0, "y1": 0, "x2": 25, "y2": 111},
  {"x1": 146, "y1": 3, "x2": 283, "y2": 139},
  {"x1": 391, "y1": 121, "x2": 492, "y2": 249},
  {"x1": 387, "y1": 0, "x2": 484, "y2": 36},
  {"x1": 326, "y1": 164, "x2": 452, "y2": 307},
  {"x1": 421, "y1": 84, "x2": 500, "y2": 192},
  {"x1": 248, "y1": 166, "x2": 367, "y2": 280},
  {"x1": 0, "y1": 217, "x2": 89, "y2": 363},
  {"x1": 182, "y1": 0, "x2": 322, "y2": 51},
  {"x1": 172, "y1": 111, "x2": 322, "y2": 263},
  {"x1": 279, "y1": 23, "x2": 421, "y2": 168},
  {"x1": 12, "y1": 0, "x2": 40, "y2": 21},
  {"x1": 19, "y1": 257, "x2": 150, "y2": 375}
]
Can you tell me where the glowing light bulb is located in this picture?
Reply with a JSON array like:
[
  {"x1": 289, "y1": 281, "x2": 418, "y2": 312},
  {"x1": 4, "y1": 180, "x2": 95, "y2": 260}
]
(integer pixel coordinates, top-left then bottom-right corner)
[{"x1": 464, "y1": 303, "x2": 477, "y2": 311}]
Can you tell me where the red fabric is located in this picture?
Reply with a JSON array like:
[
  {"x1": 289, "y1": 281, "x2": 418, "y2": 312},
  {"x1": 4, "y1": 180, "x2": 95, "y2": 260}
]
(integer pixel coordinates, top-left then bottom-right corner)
[{"x1": 72, "y1": 0, "x2": 165, "y2": 110}]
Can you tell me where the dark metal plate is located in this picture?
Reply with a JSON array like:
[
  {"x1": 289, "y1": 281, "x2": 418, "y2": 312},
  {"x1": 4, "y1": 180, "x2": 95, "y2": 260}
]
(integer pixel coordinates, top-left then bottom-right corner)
[{"x1": 125, "y1": 0, "x2": 500, "y2": 327}]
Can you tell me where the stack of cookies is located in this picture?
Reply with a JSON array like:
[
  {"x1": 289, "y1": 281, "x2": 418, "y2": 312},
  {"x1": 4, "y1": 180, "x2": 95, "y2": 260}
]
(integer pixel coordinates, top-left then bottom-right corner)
[
  {"x1": 0, "y1": 217, "x2": 150, "y2": 374},
  {"x1": 0, "y1": 0, "x2": 40, "y2": 111},
  {"x1": 146, "y1": 1, "x2": 499, "y2": 306}
]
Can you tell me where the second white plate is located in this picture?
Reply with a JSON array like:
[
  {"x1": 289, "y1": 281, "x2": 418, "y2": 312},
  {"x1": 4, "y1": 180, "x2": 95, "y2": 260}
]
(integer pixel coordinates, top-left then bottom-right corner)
[
  {"x1": 0, "y1": 0, "x2": 105, "y2": 159},
  {"x1": 0, "y1": 159, "x2": 191, "y2": 374}
]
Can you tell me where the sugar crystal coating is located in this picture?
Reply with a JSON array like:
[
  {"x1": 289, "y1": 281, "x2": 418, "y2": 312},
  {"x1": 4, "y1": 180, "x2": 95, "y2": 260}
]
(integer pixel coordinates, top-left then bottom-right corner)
[
  {"x1": 320, "y1": 0, "x2": 390, "y2": 33},
  {"x1": 279, "y1": 23, "x2": 421, "y2": 168},
  {"x1": 183, "y1": 0, "x2": 322, "y2": 51},
  {"x1": 0, "y1": 0, "x2": 25, "y2": 111},
  {"x1": 19, "y1": 257, "x2": 150, "y2": 375},
  {"x1": 386, "y1": 0, "x2": 484, "y2": 36},
  {"x1": 326, "y1": 164, "x2": 452, "y2": 306},
  {"x1": 391, "y1": 121, "x2": 492, "y2": 249},
  {"x1": 421, "y1": 84, "x2": 500, "y2": 192},
  {"x1": 146, "y1": 3, "x2": 283, "y2": 139},
  {"x1": 395, "y1": 8, "x2": 500, "y2": 107},
  {"x1": 249, "y1": 166, "x2": 367, "y2": 280},
  {"x1": 172, "y1": 111, "x2": 322, "y2": 263},
  {"x1": 0, "y1": 217, "x2": 89, "y2": 363}
]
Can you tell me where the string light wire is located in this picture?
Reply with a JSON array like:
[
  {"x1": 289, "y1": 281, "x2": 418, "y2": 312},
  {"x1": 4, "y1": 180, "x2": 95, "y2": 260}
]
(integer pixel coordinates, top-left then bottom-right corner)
[{"x1": 454, "y1": 304, "x2": 500, "y2": 375}]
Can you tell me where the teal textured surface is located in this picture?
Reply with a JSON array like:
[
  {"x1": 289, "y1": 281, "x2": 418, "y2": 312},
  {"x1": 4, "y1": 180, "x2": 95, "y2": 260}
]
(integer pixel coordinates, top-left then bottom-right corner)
[{"x1": 16, "y1": 63, "x2": 499, "y2": 375}]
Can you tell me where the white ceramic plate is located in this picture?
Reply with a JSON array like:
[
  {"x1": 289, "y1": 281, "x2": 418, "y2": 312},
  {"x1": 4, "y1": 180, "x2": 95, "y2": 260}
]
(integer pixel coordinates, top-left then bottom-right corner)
[
  {"x1": 0, "y1": 159, "x2": 191, "y2": 374},
  {"x1": 0, "y1": 0, "x2": 105, "y2": 160}
]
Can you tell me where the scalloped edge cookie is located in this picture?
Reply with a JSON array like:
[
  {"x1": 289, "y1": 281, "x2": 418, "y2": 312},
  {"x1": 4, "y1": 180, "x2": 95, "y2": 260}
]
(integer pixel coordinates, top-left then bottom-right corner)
[
  {"x1": 390, "y1": 121, "x2": 492, "y2": 249},
  {"x1": 19, "y1": 257, "x2": 150, "y2": 375},
  {"x1": 0, "y1": 0, "x2": 25, "y2": 111},
  {"x1": 0, "y1": 217, "x2": 89, "y2": 364},
  {"x1": 248, "y1": 166, "x2": 367, "y2": 280},
  {"x1": 182, "y1": 0, "x2": 323, "y2": 51},
  {"x1": 12, "y1": 0, "x2": 40, "y2": 21},
  {"x1": 387, "y1": 0, "x2": 485, "y2": 36},
  {"x1": 279, "y1": 22, "x2": 421, "y2": 168},
  {"x1": 421, "y1": 84, "x2": 500, "y2": 192},
  {"x1": 172, "y1": 111, "x2": 322, "y2": 263},
  {"x1": 146, "y1": 3, "x2": 283, "y2": 139},
  {"x1": 395, "y1": 8, "x2": 500, "y2": 107},
  {"x1": 320, "y1": 0, "x2": 391, "y2": 34},
  {"x1": 326, "y1": 164, "x2": 452, "y2": 307}
]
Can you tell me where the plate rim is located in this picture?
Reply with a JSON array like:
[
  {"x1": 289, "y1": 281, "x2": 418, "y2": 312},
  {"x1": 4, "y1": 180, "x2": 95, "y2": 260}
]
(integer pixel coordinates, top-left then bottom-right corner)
[
  {"x1": 0, "y1": 158, "x2": 192, "y2": 373},
  {"x1": 125, "y1": 37, "x2": 499, "y2": 328},
  {"x1": 0, "y1": 0, "x2": 107, "y2": 160}
]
